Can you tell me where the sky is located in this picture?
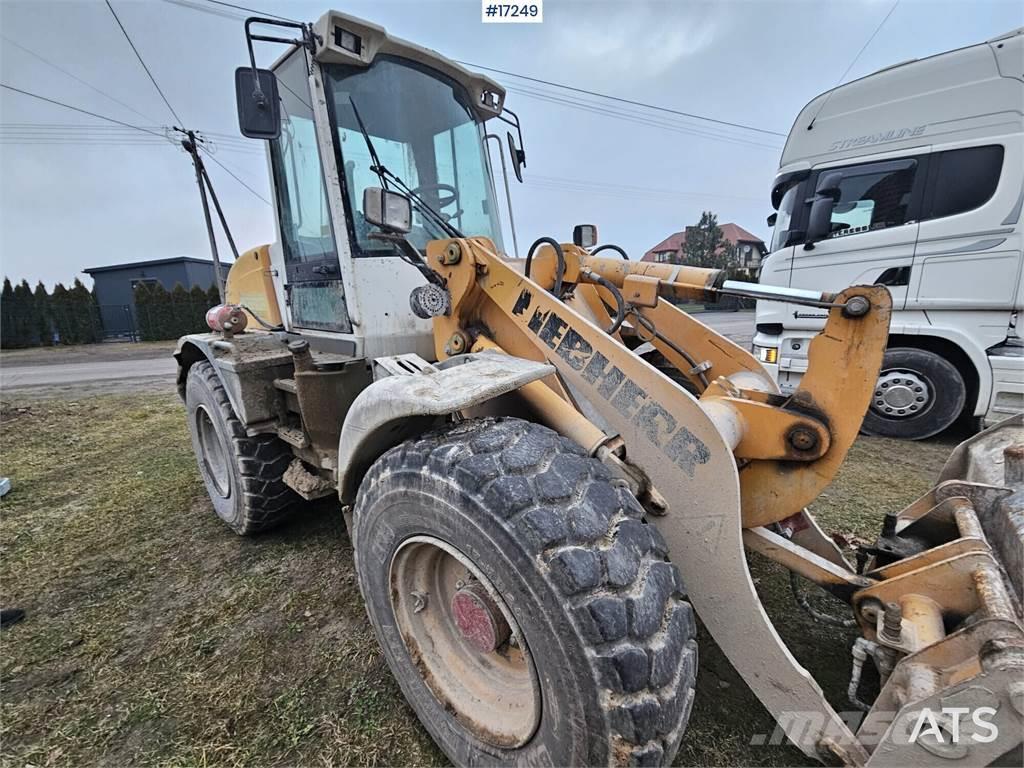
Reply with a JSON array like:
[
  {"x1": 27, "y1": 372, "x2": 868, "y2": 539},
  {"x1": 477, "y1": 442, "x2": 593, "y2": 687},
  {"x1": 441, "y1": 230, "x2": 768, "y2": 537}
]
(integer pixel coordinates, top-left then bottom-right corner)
[{"x1": 1, "y1": 0, "x2": 1021, "y2": 289}]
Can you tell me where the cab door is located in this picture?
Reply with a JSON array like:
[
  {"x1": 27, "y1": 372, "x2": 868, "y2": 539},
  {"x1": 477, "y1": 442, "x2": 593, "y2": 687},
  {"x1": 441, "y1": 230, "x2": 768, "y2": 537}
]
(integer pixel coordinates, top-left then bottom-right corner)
[
  {"x1": 789, "y1": 156, "x2": 927, "y2": 320},
  {"x1": 269, "y1": 49, "x2": 352, "y2": 333}
]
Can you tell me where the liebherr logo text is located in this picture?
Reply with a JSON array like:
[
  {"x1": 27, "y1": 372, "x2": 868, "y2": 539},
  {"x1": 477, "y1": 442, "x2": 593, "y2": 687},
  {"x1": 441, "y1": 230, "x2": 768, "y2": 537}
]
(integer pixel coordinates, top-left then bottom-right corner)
[{"x1": 516, "y1": 290, "x2": 711, "y2": 477}]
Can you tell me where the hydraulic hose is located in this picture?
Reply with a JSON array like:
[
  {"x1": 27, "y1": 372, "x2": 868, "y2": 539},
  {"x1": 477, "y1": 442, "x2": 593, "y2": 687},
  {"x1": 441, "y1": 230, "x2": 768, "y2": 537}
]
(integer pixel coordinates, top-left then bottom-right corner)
[
  {"x1": 591, "y1": 243, "x2": 629, "y2": 260},
  {"x1": 581, "y1": 269, "x2": 627, "y2": 335},
  {"x1": 524, "y1": 237, "x2": 566, "y2": 297}
]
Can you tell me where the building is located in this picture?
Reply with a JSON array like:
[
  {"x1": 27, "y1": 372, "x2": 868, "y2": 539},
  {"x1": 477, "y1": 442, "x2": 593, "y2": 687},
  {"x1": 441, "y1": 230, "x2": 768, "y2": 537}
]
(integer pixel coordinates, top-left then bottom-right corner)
[
  {"x1": 642, "y1": 223, "x2": 767, "y2": 275},
  {"x1": 83, "y1": 256, "x2": 230, "y2": 337}
]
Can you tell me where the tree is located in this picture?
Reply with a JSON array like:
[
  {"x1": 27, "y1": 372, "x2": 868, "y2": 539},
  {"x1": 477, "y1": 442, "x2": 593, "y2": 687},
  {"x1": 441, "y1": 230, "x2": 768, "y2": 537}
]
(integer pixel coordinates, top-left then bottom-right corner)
[
  {"x1": 681, "y1": 211, "x2": 733, "y2": 270},
  {"x1": 70, "y1": 278, "x2": 100, "y2": 344},
  {"x1": 13, "y1": 280, "x2": 37, "y2": 347},
  {"x1": 1, "y1": 278, "x2": 16, "y2": 348},
  {"x1": 33, "y1": 282, "x2": 52, "y2": 346},
  {"x1": 51, "y1": 283, "x2": 74, "y2": 344}
]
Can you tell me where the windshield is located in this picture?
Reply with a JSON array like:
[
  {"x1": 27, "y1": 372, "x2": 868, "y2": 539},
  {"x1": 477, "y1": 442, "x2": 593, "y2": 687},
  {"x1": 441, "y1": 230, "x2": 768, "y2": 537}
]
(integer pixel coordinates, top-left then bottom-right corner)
[
  {"x1": 769, "y1": 180, "x2": 800, "y2": 252},
  {"x1": 325, "y1": 56, "x2": 503, "y2": 256}
]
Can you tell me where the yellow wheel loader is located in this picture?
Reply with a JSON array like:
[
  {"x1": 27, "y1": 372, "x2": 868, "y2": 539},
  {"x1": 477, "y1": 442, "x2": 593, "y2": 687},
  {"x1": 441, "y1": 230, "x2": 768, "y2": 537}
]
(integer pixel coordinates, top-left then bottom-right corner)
[{"x1": 175, "y1": 11, "x2": 1024, "y2": 766}]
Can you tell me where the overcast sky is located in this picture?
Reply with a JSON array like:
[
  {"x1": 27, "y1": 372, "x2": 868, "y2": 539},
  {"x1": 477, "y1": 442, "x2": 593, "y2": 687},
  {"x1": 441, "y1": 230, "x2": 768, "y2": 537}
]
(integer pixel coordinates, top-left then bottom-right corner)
[{"x1": 1, "y1": 0, "x2": 1021, "y2": 288}]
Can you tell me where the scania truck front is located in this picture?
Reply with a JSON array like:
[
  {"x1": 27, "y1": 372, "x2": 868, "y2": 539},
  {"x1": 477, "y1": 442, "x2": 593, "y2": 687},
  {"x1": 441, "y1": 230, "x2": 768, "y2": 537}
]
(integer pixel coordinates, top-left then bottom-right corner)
[{"x1": 754, "y1": 28, "x2": 1023, "y2": 439}]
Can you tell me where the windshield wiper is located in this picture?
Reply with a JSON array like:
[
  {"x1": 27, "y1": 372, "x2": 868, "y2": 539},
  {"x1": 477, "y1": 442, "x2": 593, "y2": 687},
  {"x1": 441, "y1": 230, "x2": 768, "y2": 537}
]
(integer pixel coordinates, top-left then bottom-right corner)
[{"x1": 346, "y1": 97, "x2": 463, "y2": 240}]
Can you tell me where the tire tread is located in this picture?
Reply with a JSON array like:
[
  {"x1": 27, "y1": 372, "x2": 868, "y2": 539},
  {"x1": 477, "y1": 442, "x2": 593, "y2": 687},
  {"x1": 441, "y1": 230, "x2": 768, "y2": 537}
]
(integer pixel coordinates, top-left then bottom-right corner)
[{"x1": 359, "y1": 417, "x2": 697, "y2": 766}]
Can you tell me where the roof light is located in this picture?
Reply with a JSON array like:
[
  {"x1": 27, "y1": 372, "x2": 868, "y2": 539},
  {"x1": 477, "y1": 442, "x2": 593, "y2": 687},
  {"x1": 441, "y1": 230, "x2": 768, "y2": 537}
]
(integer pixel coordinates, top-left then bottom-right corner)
[{"x1": 334, "y1": 26, "x2": 362, "y2": 55}]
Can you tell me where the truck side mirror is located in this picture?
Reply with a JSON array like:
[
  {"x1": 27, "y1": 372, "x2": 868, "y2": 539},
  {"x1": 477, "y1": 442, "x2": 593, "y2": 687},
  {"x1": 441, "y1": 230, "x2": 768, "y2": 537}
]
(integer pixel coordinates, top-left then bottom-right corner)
[
  {"x1": 363, "y1": 187, "x2": 412, "y2": 234},
  {"x1": 234, "y1": 67, "x2": 281, "y2": 140},
  {"x1": 804, "y1": 171, "x2": 843, "y2": 248}
]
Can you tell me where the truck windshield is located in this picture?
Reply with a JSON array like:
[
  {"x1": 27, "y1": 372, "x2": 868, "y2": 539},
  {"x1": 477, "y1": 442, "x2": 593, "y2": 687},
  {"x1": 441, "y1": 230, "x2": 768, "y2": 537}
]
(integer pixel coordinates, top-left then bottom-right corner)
[{"x1": 325, "y1": 56, "x2": 503, "y2": 256}]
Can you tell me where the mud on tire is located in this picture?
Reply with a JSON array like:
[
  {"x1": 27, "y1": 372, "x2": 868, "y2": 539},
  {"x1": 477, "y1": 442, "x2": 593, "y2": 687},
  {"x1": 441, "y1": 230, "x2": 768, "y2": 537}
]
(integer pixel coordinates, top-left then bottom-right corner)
[
  {"x1": 185, "y1": 360, "x2": 300, "y2": 535},
  {"x1": 353, "y1": 417, "x2": 698, "y2": 766}
]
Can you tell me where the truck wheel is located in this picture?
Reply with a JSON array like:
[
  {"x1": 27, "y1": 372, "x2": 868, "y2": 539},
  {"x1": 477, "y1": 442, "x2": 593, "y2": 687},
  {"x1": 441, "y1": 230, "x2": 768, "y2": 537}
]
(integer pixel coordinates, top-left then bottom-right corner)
[
  {"x1": 353, "y1": 417, "x2": 697, "y2": 766},
  {"x1": 185, "y1": 360, "x2": 299, "y2": 535},
  {"x1": 861, "y1": 348, "x2": 966, "y2": 440}
]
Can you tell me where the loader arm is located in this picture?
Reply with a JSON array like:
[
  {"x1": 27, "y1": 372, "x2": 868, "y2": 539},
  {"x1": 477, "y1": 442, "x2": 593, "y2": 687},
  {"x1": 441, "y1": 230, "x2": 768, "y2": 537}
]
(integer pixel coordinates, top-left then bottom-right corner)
[{"x1": 422, "y1": 235, "x2": 893, "y2": 764}]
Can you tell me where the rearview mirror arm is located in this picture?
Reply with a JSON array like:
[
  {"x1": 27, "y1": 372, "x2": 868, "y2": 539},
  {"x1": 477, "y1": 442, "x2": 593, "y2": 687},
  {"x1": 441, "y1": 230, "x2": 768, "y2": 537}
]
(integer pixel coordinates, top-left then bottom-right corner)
[{"x1": 243, "y1": 17, "x2": 317, "y2": 104}]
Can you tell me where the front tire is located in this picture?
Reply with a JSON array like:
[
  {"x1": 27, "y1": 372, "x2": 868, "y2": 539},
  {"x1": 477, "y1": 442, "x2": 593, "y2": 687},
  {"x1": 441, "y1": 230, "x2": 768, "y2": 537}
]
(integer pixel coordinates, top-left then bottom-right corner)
[
  {"x1": 861, "y1": 348, "x2": 967, "y2": 440},
  {"x1": 353, "y1": 417, "x2": 697, "y2": 766},
  {"x1": 185, "y1": 360, "x2": 300, "y2": 535}
]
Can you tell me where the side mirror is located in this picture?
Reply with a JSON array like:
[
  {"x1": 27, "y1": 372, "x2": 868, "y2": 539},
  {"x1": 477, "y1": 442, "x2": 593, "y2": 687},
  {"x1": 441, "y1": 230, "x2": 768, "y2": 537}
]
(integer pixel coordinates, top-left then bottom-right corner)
[
  {"x1": 573, "y1": 224, "x2": 598, "y2": 249},
  {"x1": 766, "y1": 212, "x2": 778, "y2": 227},
  {"x1": 234, "y1": 67, "x2": 281, "y2": 140},
  {"x1": 507, "y1": 131, "x2": 525, "y2": 183},
  {"x1": 363, "y1": 187, "x2": 412, "y2": 234},
  {"x1": 804, "y1": 171, "x2": 843, "y2": 247}
]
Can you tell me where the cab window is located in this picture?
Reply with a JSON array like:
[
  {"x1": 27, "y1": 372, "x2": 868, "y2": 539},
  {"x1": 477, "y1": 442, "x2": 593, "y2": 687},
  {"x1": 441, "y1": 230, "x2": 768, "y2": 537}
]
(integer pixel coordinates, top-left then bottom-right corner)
[
  {"x1": 923, "y1": 145, "x2": 1003, "y2": 220},
  {"x1": 822, "y1": 159, "x2": 917, "y2": 238},
  {"x1": 268, "y1": 49, "x2": 339, "y2": 279}
]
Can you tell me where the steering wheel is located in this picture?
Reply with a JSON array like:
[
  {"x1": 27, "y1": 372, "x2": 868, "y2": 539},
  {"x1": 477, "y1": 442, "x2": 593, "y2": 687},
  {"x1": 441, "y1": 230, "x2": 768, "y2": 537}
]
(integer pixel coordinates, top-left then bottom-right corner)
[{"x1": 410, "y1": 182, "x2": 462, "y2": 221}]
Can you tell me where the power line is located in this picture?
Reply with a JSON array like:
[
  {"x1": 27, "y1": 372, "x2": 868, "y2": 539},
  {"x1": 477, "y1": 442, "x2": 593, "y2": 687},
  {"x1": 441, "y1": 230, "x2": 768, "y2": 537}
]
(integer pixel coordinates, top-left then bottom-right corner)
[
  {"x1": 200, "y1": 145, "x2": 271, "y2": 206},
  {"x1": 164, "y1": 0, "x2": 783, "y2": 142},
  {"x1": 0, "y1": 34, "x2": 161, "y2": 125},
  {"x1": 0, "y1": 83, "x2": 165, "y2": 136},
  {"x1": 808, "y1": 0, "x2": 900, "y2": 129},
  {"x1": 505, "y1": 83, "x2": 782, "y2": 151},
  {"x1": 526, "y1": 173, "x2": 763, "y2": 203},
  {"x1": 160, "y1": 0, "x2": 249, "y2": 22},
  {"x1": 197, "y1": 0, "x2": 296, "y2": 22},
  {"x1": 458, "y1": 60, "x2": 787, "y2": 138},
  {"x1": 104, "y1": 0, "x2": 184, "y2": 125},
  {"x1": 835, "y1": 0, "x2": 901, "y2": 87}
]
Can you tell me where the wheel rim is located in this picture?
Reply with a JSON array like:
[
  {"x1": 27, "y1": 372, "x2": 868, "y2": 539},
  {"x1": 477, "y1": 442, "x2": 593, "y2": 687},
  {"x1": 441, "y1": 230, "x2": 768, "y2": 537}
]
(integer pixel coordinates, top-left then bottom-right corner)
[
  {"x1": 389, "y1": 535, "x2": 541, "y2": 748},
  {"x1": 195, "y1": 405, "x2": 230, "y2": 497},
  {"x1": 871, "y1": 368, "x2": 932, "y2": 419}
]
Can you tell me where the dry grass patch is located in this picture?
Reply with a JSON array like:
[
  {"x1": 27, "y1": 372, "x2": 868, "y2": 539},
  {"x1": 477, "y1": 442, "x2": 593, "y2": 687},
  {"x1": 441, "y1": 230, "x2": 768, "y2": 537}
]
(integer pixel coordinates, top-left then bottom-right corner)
[{"x1": 0, "y1": 394, "x2": 955, "y2": 766}]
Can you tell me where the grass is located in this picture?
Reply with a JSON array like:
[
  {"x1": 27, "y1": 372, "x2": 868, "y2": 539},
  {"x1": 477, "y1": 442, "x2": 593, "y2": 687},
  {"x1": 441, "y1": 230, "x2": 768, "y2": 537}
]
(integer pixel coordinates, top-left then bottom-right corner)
[{"x1": 0, "y1": 393, "x2": 956, "y2": 766}]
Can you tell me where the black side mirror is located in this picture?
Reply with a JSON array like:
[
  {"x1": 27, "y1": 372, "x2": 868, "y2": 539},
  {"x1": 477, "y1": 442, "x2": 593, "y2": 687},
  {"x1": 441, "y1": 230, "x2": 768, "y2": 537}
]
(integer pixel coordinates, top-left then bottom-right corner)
[
  {"x1": 766, "y1": 212, "x2": 778, "y2": 227},
  {"x1": 804, "y1": 171, "x2": 843, "y2": 247},
  {"x1": 363, "y1": 187, "x2": 412, "y2": 234},
  {"x1": 235, "y1": 67, "x2": 281, "y2": 140},
  {"x1": 507, "y1": 131, "x2": 525, "y2": 183}
]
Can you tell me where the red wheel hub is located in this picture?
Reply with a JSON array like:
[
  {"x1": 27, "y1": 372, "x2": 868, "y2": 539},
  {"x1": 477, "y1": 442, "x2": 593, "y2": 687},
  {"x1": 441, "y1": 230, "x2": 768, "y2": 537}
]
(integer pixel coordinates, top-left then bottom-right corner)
[{"x1": 450, "y1": 582, "x2": 511, "y2": 653}]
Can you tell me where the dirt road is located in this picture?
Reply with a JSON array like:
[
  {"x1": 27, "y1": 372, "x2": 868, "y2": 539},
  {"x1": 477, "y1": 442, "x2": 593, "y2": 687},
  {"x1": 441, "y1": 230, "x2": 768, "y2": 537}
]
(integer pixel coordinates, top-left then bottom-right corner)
[{"x1": 0, "y1": 313, "x2": 757, "y2": 396}]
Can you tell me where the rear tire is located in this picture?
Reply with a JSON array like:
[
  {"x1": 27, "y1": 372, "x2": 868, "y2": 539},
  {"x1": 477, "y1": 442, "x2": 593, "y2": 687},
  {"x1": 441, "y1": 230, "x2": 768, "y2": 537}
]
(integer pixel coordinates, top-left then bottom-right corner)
[
  {"x1": 353, "y1": 417, "x2": 697, "y2": 766},
  {"x1": 861, "y1": 348, "x2": 966, "y2": 440},
  {"x1": 185, "y1": 360, "x2": 300, "y2": 535}
]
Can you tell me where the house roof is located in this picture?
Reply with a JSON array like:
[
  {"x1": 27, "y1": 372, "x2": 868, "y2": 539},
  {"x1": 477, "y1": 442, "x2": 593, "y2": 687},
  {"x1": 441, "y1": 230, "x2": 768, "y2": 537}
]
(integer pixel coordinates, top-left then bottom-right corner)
[
  {"x1": 642, "y1": 223, "x2": 765, "y2": 261},
  {"x1": 83, "y1": 256, "x2": 231, "y2": 274}
]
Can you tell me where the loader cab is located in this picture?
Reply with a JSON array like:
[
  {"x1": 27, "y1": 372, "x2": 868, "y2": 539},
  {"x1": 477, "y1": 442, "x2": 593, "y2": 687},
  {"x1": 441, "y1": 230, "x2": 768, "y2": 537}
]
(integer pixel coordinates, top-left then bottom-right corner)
[{"x1": 251, "y1": 12, "x2": 509, "y2": 360}]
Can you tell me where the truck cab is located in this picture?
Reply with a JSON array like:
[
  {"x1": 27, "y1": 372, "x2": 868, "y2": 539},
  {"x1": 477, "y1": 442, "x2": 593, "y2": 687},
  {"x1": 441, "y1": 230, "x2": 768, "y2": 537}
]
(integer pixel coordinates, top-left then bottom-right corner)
[{"x1": 754, "y1": 27, "x2": 1024, "y2": 439}]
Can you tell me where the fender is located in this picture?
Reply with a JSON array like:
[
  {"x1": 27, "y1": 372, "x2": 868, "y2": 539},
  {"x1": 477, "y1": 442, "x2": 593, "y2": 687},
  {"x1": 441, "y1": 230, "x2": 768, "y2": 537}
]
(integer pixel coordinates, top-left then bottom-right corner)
[
  {"x1": 336, "y1": 351, "x2": 554, "y2": 504},
  {"x1": 174, "y1": 332, "x2": 294, "y2": 432}
]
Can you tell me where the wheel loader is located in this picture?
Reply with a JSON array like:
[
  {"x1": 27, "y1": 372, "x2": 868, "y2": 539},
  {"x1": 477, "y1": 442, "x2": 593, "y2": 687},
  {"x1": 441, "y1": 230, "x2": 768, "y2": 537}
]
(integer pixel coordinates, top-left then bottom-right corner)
[{"x1": 175, "y1": 10, "x2": 1024, "y2": 767}]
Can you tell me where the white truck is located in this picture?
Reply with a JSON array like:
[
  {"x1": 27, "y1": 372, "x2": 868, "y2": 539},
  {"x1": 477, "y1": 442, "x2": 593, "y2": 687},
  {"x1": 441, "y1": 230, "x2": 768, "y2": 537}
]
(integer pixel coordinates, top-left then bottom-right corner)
[{"x1": 753, "y1": 27, "x2": 1023, "y2": 439}]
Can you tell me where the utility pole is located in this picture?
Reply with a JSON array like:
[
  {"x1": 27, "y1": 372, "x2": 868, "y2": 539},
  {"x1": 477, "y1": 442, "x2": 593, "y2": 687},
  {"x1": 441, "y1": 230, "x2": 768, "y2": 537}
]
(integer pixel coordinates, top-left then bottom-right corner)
[{"x1": 179, "y1": 129, "x2": 240, "y2": 304}]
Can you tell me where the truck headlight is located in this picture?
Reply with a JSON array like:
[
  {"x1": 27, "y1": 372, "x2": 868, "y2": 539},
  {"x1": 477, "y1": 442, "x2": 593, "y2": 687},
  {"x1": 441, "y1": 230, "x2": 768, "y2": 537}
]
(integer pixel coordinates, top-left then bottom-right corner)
[{"x1": 755, "y1": 345, "x2": 778, "y2": 364}]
